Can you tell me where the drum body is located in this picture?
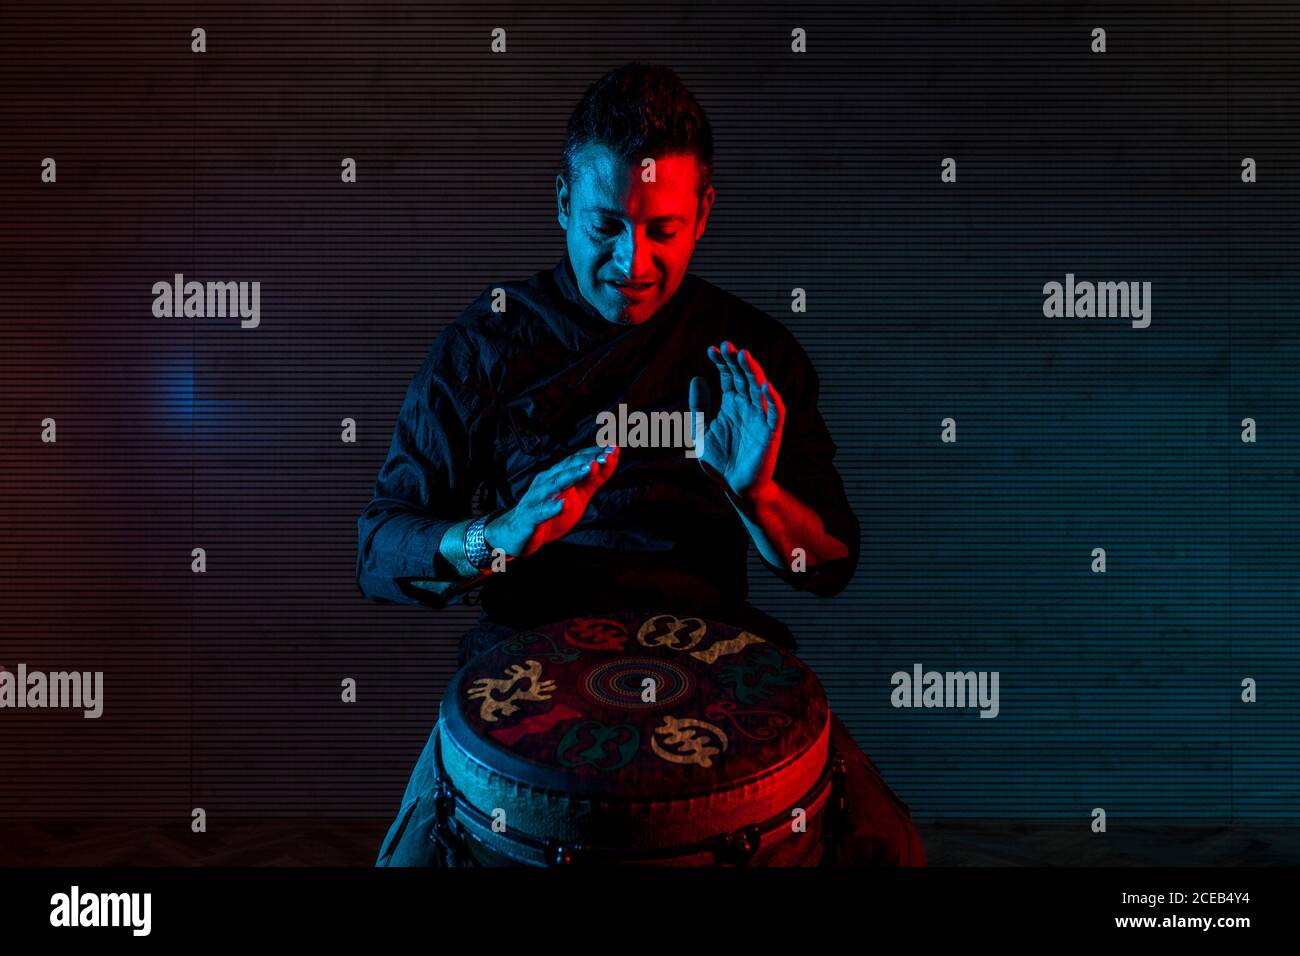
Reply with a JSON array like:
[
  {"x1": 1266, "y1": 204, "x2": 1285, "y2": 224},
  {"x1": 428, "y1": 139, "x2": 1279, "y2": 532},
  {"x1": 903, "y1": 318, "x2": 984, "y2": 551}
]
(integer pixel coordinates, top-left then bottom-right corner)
[{"x1": 431, "y1": 610, "x2": 846, "y2": 866}]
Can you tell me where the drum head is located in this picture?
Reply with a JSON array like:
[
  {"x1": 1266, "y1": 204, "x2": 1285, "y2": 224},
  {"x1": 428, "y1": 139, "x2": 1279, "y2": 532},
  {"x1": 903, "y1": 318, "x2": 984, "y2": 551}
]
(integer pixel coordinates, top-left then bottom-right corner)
[{"x1": 439, "y1": 610, "x2": 831, "y2": 857}]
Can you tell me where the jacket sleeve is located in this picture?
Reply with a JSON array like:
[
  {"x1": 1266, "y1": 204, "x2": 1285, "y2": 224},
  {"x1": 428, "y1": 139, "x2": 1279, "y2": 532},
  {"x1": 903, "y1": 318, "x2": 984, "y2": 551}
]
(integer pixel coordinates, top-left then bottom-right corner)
[
  {"x1": 754, "y1": 332, "x2": 861, "y2": 597},
  {"x1": 355, "y1": 324, "x2": 493, "y2": 609}
]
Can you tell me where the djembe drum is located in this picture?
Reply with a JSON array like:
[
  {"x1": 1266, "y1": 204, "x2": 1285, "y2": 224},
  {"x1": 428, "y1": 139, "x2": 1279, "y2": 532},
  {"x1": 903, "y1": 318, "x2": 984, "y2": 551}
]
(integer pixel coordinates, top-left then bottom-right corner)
[{"x1": 428, "y1": 610, "x2": 848, "y2": 866}]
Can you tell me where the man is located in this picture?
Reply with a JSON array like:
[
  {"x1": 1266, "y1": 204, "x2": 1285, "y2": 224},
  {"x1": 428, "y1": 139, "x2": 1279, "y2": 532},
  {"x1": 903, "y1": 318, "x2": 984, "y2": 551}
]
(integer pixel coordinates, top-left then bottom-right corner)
[{"x1": 358, "y1": 61, "x2": 925, "y2": 866}]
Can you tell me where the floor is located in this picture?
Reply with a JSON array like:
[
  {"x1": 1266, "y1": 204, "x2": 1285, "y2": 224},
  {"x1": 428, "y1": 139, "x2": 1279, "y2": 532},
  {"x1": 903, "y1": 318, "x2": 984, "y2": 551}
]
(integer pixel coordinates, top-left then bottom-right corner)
[{"x1": 3, "y1": 819, "x2": 1298, "y2": 866}]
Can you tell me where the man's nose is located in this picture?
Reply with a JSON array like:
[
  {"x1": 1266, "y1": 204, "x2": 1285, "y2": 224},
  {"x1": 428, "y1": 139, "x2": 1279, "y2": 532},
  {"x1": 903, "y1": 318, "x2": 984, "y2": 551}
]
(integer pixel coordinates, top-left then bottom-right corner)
[{"x1": 611, "y1": 228, "x2": 653, "y2": 279}]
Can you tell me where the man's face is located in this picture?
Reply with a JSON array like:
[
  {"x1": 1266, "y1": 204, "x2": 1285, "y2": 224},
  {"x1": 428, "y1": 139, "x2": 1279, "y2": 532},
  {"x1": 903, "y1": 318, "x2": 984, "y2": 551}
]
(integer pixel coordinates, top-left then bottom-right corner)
[{"x1": 557, "y1": 141, "x2": 715, "y2": 325}]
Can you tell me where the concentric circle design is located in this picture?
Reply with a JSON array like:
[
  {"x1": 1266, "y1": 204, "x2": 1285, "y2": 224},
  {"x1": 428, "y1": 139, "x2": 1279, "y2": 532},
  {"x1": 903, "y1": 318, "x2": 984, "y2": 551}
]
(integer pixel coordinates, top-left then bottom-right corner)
[{"x1": 578, "y1": 656, "x2": 696, "y2": 710}]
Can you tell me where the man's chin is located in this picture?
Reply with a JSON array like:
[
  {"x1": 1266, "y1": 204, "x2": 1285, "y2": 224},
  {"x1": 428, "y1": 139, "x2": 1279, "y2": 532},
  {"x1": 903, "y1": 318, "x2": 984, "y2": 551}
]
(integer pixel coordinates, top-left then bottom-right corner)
[
  {"x1": 610, "y1": 299, "x2": 665, "y2": 325},
  {"x1": 603, "y1": 307, "x2": 644, "y2": 326}
]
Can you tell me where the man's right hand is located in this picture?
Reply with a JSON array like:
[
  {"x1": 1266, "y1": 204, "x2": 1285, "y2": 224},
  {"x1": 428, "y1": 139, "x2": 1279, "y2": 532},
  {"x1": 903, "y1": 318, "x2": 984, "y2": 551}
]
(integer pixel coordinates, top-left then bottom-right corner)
[{"x1": 484, "y1": 444, "x2": 620, "y2": 560}]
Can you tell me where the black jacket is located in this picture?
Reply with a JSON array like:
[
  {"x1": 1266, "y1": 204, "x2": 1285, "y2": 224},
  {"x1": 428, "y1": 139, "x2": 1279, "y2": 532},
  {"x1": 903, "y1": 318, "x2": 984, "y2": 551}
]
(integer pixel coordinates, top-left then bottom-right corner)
[{"x1": 356, "y1": 252, "x2": 859, "y2": 663}]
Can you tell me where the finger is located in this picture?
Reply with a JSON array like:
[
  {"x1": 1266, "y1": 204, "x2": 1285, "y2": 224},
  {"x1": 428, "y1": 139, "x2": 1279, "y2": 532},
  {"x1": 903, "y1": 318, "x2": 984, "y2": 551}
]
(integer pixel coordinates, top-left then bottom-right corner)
[
  {"x1": 707, "y1": 344, "x2": 728, "y2": 392},
  {"x1": 589, "y1": 443, "x2": 619, "y2": 476},
  {"x1": 536, "y1": 446, "x2": 606, "y2": 495},
  {"x1": 709, "y1": 343, "x2": 738, "y2": 399},
  {"x1": 555, "y1": 444, "x2": 611, "y2": 477},
  {"x1": 748, "y1": 351, "x2": 774, "y2": 417},
  {"x1": 560, "y1": 444, "x2": 607, "y2": 468},
  {"x1": 687, "y1": 377, "x2": 711, "y2": 449},
  {"x1": 688, "y1": 375, "x2": 710, "y2": 416},
  {"x1": 737, "y1": 346, "x2": 769, "y2": 389},
  {"x1": 535, "y1": 461, "x2": 591, "y2": 498},
  {"x1": 589, "y1": 444, "x2": 621, "y2": 483},
  {"x1": 762, "y1": 380, "x2": 785, "y2": 431},
  {"x1": 735, "y1": 347, "x2": 764, "y2": 408},
  {"x1": 722, "y1": 341, "x2": 755, "y2": 405},
  {"x1": 577, "y1": 442, "x2": 620, "y2": 485}
]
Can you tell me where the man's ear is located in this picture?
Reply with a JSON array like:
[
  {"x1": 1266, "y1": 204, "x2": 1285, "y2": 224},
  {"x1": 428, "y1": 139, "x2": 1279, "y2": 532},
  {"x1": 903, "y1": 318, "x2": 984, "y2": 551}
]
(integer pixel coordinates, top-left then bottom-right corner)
[
  {"x1": 556, "y1": 174, "x2": 571, "y2": 230},
  {"x1": 694, "y1": 184, "x2": 716, "y2": 239}
]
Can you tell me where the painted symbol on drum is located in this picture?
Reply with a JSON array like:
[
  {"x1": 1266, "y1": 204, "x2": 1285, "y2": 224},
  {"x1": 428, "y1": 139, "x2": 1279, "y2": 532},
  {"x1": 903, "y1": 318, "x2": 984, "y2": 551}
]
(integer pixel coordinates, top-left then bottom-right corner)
[
  {"x1": 556, "y1": 720, "x2": 640, "y2": 770},
  {"x1": 717, "y1": 646, "x2": 801, "y2": 704},
  {"x1": 689, "y1": 630, "x2": 764, "y2": 664},
  {"x1": 488, "y1": 703, "x2": 583, "y2": 746},
  {"x1": 578, "y1": 657, "x2": 695, "y2": 710},
  {"x1": 704, "y1": 699, "x2": 793, "y2": 741},
  {"x1": 563, "y1": 617, "x2": 629, "y2": 652},
  {"x1": 466, "y1": 659, "x2": 557, "y2": 722},
  {"x1": 650, "y1": 716, "x2": 729, "y2": 768},
  {"x1": 500, "y1": 631, "x2": 580, "y2": 664},
  {"x1": 636, "y1": 613, "x2": 707, "y2": 651}
]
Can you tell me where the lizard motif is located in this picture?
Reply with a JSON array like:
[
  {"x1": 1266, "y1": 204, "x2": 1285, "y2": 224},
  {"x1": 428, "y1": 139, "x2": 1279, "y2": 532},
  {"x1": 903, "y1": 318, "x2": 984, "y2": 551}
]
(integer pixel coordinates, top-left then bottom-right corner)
[{"x1": 466, "y1": 659, "x2": 556, "y2": 723}]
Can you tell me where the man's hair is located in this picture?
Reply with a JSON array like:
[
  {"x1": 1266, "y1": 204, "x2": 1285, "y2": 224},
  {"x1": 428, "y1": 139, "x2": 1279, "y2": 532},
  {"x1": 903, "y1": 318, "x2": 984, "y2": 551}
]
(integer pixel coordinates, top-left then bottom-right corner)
[{"x1": 561, "y1": 61, "x2": 715, "y2": 199}]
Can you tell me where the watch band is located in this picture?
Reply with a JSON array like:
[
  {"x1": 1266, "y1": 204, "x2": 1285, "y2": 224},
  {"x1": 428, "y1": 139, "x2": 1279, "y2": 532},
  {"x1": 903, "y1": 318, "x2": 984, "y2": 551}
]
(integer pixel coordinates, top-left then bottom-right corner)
[
  {"x1": 464, "y1": 514, "x2": 493, "y2": 570},
  {"x1": 464, "y1": 507, "x2": 515, "y2": 573}
]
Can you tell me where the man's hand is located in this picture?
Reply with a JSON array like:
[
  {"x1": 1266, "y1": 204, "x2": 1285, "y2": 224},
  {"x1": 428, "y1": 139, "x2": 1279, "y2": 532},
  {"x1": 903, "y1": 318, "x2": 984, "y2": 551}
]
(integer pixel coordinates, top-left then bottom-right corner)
[
  {"x1": 689, "y1": 340, "x2": 785, "y2": 500},
  {"x1": 484, "y1": 444, "x2": 620, "y2": 559}
]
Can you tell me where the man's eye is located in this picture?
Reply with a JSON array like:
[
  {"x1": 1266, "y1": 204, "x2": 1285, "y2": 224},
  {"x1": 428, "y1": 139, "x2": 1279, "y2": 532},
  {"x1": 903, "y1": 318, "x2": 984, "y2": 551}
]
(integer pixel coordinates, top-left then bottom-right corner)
[{"x1": 587, "y1": 222, "x2": 675, "y2": 240}]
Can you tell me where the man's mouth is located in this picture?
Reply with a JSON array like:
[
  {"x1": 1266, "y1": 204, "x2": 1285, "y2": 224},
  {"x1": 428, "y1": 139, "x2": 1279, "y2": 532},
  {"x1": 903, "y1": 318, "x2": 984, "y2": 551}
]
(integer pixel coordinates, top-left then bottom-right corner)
[{"x1": 609, "y1": 279, "x2": 655, "y2": 292}]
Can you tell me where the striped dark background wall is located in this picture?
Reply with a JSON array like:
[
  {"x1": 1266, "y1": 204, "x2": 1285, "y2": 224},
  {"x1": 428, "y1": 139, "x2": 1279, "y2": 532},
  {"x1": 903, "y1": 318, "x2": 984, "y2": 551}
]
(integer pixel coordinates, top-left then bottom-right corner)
[{"x1": 1, "y1": 1, "x2": 1296, "y2": 836}]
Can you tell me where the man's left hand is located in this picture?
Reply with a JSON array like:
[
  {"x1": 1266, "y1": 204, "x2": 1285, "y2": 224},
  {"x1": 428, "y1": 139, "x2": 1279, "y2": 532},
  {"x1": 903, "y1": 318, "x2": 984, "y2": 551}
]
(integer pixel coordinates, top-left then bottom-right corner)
[{"x1": 689, "y1": 340, "x2": 785, "y2": 500}]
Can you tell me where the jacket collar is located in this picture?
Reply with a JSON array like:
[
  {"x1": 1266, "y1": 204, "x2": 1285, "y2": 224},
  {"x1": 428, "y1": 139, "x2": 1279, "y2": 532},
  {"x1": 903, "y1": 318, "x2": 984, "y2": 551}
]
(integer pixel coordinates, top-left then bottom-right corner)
[{"x1": 554, "y1": 251, "x2": 610, "y2": 328}]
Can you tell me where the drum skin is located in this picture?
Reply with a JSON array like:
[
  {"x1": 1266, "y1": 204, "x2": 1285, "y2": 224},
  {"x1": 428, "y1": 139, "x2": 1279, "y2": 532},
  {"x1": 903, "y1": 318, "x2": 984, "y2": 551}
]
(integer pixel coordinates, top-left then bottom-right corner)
[{"x1": 437, "y1": 610, "x2": 834, "y2": 866}]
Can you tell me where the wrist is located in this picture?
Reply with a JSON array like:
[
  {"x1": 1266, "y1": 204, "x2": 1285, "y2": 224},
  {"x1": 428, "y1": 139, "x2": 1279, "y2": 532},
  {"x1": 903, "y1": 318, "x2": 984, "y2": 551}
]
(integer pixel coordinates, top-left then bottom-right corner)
[
  {"x1": 482, "y1": 509, "x2": 516, "y2": 562},
  {"x1": 738, "y1": 478, "x2": 782, "y2": 511},
  {"x1": 439, "y1": 516, "x2": 481, "y2": 579}
]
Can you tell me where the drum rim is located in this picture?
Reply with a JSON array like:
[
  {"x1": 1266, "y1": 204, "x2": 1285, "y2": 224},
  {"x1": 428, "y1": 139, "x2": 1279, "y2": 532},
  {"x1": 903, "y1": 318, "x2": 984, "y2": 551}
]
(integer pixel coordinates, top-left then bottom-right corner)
[
  {"x1": 437, "y1": 712, "x2": 832, "y2": 855},
  {"x1": 437, "y1": 722, "x2": 841, "y2": 866}
]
